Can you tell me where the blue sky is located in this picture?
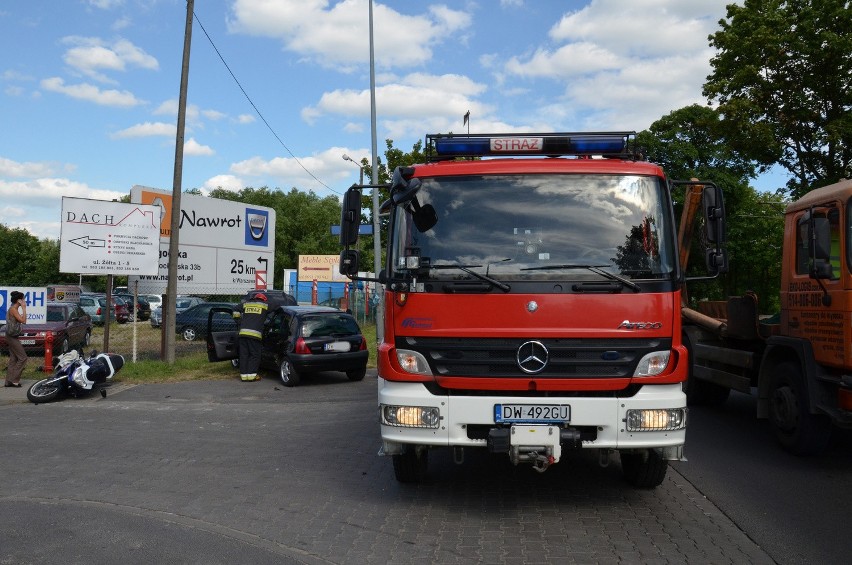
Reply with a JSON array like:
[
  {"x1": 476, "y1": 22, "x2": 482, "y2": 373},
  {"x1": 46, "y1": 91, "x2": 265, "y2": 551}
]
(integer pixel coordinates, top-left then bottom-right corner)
[{"x1": 1, "y1": 0, "x2": 787, "y2": 240}]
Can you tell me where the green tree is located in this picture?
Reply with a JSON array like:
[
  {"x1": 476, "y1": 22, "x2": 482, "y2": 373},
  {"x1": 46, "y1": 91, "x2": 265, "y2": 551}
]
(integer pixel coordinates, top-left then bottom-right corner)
[
  {"x1": 638, "y1": 105, "x2": 786, "y2": 312},
  {"x1": 0, "y1": 225, "x2": 76, "y2": 287},
  {"x1": 206, "y1": 186, "x2": 341, "y2": 285},
  {"x1": 703, "y1": 0, "x2": 852, "y2": 198}
]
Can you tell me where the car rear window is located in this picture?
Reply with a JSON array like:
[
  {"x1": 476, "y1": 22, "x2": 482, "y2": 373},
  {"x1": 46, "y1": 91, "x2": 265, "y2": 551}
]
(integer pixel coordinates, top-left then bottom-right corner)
[
  {"x1": 300, "y1": 314, "x2": 360, "y2": 338},
  {"x1": 46, "y1": 307, "x2": 65, "y2": 322}
]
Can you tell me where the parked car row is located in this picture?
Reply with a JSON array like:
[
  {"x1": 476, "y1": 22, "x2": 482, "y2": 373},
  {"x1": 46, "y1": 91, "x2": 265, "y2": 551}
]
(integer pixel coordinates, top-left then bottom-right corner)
[
  {"x1": 79, "y1": 293, "x2": 129, "y2": 325},
  {"x1": 150, "y1": 295, "x2": 204, "y2": 328}
]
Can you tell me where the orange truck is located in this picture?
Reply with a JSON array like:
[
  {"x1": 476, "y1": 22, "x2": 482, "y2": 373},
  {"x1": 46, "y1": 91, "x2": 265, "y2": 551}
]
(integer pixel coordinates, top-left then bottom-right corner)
[
  {"x1": 682, "y1": 178, "x2": 852, "y2": 455},
  {"x1": 339, "y1": 132, "x2": 726, "y2": 488}
]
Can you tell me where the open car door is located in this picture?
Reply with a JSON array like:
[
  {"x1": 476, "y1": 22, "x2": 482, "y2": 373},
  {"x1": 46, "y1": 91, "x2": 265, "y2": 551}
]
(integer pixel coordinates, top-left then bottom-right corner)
[{"x1": 207, "y1": 306, "x2": 238, "y2": 362}]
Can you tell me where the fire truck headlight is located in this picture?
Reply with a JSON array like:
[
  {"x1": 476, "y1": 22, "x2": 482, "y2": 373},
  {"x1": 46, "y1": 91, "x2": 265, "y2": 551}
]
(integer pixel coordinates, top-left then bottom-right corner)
[
  {"x1": 625, "y1": 408, "x2": 686, "y2": 431},
  {"x1": 634, "y1": 351, "x2": 671, "y2": 376},
  {"x1": 381, "y1": 405, "x2": 440, "y2": 428},
  {"x1": 396, "y1": 349, "x2": 432, "y2": 375}
]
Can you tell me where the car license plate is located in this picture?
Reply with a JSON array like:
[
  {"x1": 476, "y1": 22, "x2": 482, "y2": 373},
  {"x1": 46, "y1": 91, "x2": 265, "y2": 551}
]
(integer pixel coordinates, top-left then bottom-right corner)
[
  {"x1": 494, "y1": 404, "x2": 570, "y2": 423},
  {"x1": 21, "y1": 340, "x2": 36, "y2": 345},
  {"x1": 324, "y1": 341, "x2": 351, "y2": 352}
]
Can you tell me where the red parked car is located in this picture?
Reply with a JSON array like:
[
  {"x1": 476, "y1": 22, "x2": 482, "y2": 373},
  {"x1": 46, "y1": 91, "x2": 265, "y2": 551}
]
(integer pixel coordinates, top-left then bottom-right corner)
[{"x1": 0, "y1": 302, "x2": 93, "y2": 355}]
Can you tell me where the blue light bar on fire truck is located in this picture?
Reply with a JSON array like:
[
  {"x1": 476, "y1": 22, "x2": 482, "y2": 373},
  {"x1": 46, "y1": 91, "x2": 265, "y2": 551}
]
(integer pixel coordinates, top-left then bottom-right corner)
[{"x1": 426, "y1": 131, "x2": 635, "y2": 161}]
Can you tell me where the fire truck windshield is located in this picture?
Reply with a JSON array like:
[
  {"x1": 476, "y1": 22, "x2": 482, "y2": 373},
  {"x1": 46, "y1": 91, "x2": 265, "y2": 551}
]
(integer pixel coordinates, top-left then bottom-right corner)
[{"x1": 389, "y1": 173, "x2": 676, "y2": 284}]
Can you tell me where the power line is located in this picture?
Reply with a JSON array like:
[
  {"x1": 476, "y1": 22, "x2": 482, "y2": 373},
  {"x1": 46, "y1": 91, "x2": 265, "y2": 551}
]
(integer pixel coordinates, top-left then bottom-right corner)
[{"x1": 192, "y1": 10, "x2": 337, "y2": 194}]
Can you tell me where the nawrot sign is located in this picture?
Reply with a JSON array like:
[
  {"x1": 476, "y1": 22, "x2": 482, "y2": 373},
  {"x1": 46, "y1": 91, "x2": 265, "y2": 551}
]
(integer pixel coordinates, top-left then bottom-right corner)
[{"x1": 128, "y1": 185, "x2": 276, "y2": 295}]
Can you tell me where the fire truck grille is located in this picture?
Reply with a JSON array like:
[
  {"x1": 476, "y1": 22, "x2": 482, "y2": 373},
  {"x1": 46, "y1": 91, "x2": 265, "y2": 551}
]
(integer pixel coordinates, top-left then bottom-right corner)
[{"x1": 398, "y1": 336, "x2": 671, "y2": 379}]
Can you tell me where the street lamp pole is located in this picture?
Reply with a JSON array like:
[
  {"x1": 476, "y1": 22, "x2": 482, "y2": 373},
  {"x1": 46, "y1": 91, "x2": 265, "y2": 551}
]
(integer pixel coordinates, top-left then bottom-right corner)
[{"x1": 342, "y1": 154, "x2": 364, "y2": 185}]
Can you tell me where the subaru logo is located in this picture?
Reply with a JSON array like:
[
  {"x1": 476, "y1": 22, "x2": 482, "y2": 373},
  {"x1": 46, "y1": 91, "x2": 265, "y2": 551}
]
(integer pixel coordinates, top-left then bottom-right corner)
[{"x1": 517, "y1": 340, "x2": 548, "y2": 374}]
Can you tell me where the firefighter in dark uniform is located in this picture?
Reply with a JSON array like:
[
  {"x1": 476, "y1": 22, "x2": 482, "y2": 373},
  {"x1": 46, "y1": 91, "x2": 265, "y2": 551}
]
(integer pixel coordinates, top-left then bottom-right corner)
[{"x1": 233, "y1": 292, "x2": 268, "y2": 381}]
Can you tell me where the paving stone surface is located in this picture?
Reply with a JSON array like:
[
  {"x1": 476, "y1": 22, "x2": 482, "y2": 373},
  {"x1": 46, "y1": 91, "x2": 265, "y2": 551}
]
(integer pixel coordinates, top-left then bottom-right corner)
[{"x1": 0, "y1": 372, "x2": 774, "y2": 564}]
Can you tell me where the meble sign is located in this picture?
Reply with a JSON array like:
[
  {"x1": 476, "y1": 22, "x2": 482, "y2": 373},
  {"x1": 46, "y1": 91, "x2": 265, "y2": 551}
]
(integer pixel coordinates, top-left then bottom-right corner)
[{"x1": 128, "y1": 185, "x2": 275, "y2": 294}]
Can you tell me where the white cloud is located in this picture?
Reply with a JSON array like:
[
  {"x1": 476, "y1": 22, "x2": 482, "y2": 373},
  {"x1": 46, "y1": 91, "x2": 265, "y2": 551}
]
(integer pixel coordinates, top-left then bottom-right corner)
[
  {"x1": 40, "y1": 77, "x2": 143, "y2": 107},
  {"x1": 0, "y1": 178, "x2": 125, "y2": 209},
  {"x1": 498, "y1": 0, "x2": 729, "y2": 131},
  {"x1": 236, "y1": 114, "x2": 255, "y2": 124},
  {"x1": 202, "y1": 174, "x2": 246, "y2": 193},
  {"x1": 111, "y1": 121, "x2": 175, "y2": 139},
  {"x1": 227, "y1": 0, "x2": 472, "y2": 69},
  {"x1": 0, "y1": 157, "x2": 60, "y2": 178},
  {"x1": 229, "y1": 146, "x2": 370, "y2": 192},
  {"x1": 302, "y1": 73, "x2": 491, "y2": 125},
  {"x1": 61, "y1": 36, "x2": 158, "y2": 82},
  {"x1": 184, "y1": 138, "x2": 214, "y2": 156}
]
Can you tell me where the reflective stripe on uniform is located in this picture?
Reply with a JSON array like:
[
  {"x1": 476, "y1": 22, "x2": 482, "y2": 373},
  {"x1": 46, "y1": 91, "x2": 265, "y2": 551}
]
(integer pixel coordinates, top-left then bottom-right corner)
[{"x1": 239, "y1": 328, "x2": 262, "y2": 339}]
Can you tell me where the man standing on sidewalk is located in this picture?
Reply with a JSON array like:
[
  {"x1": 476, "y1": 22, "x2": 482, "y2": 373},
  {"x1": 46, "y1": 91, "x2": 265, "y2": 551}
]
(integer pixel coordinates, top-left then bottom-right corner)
[{"x1": 233, "y1": 293, "x2": 267, "y2": 382}]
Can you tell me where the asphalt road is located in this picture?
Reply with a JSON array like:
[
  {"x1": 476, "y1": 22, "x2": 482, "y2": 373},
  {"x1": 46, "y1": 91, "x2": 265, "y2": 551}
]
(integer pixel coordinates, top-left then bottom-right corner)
[
  {"x1": 673, "y1": 389, "x2": 852, "y2": 565},
  {"x1": 1, "y1": 372, "x2": 777, "y2": 564}
]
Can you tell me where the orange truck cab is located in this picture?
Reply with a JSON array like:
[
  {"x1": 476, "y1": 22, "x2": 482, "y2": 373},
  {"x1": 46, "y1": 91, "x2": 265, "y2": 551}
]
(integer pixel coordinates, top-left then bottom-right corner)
[
  {"x1": 339, "y1": 132, "x2": 726, "y2": 488},
  {"x1": 683, "y1": 178, "x2": 852, "y2": 455}
]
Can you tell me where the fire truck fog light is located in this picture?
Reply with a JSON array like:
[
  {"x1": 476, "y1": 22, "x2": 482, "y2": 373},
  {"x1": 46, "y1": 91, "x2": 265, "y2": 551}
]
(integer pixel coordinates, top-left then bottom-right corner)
[
  {"x1": 381, "y1": 405, "x2": 440, "y2": 428},
  {"x1": 634, "y1": 351, "x2": 671, "y2": 376},
  {"x1": 396, "y1": 349, "x2": 432, "y2": 375},
  {"x1": 626, "y1": 408, "x2": 686, "y2": 431}
]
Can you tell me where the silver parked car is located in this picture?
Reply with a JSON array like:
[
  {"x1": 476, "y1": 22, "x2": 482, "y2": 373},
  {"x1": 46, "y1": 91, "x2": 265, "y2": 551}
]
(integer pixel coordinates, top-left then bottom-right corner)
[{"x1": 150, "y1": 295, "x2": 204, "y2": 328}]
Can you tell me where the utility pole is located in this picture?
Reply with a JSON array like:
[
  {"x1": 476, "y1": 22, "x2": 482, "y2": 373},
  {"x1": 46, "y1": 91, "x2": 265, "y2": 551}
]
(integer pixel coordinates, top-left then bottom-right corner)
[
  {"x1": 369, "y1": 0, "x2": 383, "y2": 345},
  {"x1": 164, "y1": 0, "x2": 193, "y2": 363}
]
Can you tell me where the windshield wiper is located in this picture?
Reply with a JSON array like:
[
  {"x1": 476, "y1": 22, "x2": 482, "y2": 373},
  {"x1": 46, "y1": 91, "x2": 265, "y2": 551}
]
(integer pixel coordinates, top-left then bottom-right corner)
[
  {"x1": 430, "y1": 264, "x2": 511, "y2": 292},
  {"x1": 520, "y1": 264, "x2": 640, "y2": 292}
]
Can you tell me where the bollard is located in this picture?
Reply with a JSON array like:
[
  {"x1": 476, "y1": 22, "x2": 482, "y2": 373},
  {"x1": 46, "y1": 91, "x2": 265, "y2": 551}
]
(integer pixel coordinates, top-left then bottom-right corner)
[{"x1": 44, "y1": 332, "x2": 54, "y2": 372}]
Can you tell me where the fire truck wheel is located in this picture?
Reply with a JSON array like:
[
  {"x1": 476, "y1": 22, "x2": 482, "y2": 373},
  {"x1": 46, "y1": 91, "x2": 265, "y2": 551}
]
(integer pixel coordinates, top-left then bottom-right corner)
[
  {"x1": 769, "y1": 362, "x2": 832, "y2": 455},
  {"x1": 279, "y1": 358, "x2": 301, "y2": 387},
  {"x1": 392, "y1": 448, "x2": 428, "y2": 483},
  {"x1": 620, "y1": 450, "x2": 668, "y2": 488}
]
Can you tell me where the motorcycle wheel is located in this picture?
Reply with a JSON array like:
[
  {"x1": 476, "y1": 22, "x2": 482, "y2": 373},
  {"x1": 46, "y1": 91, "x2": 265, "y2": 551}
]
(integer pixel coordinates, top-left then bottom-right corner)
[{"x1": 27, "y1": 378, "x2": 64, "y2": 404}]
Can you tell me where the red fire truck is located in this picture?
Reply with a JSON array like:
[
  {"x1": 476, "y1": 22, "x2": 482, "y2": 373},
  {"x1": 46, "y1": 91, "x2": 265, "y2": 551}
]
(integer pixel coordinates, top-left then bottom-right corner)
[{"x1": 338, "y1": 132, "x2": 726, "y2": 488}]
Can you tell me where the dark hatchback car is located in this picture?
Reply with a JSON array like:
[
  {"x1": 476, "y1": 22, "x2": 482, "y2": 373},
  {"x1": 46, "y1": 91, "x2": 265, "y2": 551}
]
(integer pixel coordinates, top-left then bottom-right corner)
[
  {"x1": 207, "y1": 305, "x2": 368, "y2": 386},
  {"x1": 114, "y1": 293, "x2": 151, "y2": 322},
  {"x1": 0, "y1": 302, "x2": 92, "y2": 355},
  {"x1": 175, "y1": 302, "x2": 237, "y2": 341}
]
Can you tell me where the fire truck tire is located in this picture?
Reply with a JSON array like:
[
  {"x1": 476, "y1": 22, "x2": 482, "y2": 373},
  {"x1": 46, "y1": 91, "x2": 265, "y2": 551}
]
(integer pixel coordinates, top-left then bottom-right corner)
[
  {"x1": 620, "y1": 450, "x2": 668, "y2": 488},
  {"x1": 769, "y1": 362, "x2": 832, "y2": 455},
  {"x1": 392, "y1": 448, "x2": 428, "y2": 483}
]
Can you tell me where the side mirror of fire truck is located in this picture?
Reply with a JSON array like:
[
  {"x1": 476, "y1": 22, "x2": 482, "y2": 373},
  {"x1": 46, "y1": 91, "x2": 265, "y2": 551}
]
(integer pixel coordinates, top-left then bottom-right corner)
[
  {"x1": 702, "y1": 185, "x2": 726, "y2": 244},
  {"x1": 702, "y1": 185, "x2": 728, "y2": 274},
  {"x1": 339, "y1": 187, "x2": 362, "y2": 247}
]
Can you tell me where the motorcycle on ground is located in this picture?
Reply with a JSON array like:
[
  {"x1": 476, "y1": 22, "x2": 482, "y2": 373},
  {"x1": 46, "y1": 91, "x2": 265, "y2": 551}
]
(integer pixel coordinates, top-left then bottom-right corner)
[{"x1": 26, "y1": 350, "x2": 125, "y2": 404}]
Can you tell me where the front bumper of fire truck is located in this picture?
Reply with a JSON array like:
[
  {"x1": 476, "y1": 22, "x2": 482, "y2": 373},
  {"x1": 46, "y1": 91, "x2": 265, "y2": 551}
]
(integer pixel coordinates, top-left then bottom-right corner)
[{"x1": 378, "y1": 379, "x2": 686, "y2": 459}]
